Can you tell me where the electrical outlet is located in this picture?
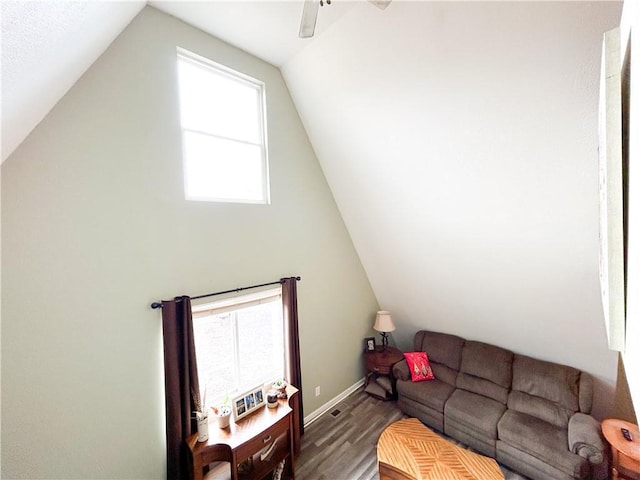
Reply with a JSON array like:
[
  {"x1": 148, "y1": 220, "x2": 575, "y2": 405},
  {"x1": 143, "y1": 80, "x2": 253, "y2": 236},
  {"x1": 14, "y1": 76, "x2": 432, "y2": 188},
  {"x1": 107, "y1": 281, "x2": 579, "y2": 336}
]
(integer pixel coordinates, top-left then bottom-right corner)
[{"x1": 315, "y1": 386, "x2": 321, "y2": 396}]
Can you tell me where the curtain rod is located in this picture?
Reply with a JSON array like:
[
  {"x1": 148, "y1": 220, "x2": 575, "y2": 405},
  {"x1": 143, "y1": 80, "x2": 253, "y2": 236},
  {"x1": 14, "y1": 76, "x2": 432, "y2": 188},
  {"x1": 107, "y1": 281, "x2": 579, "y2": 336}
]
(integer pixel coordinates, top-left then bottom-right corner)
[{"x1": 150, "y1": 276, "x2": 301, "y2": 309}]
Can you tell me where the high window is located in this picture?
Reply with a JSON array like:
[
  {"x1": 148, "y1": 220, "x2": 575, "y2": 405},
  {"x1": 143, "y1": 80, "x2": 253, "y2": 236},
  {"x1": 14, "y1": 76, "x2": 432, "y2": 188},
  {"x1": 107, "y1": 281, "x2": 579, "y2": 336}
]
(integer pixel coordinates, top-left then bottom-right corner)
[
  {"x1": 176, "y1": 48, "x2": 270, "y2": 204},
  {"x1": 192, "y1": 288, "x2": 284, "y2": 410}
]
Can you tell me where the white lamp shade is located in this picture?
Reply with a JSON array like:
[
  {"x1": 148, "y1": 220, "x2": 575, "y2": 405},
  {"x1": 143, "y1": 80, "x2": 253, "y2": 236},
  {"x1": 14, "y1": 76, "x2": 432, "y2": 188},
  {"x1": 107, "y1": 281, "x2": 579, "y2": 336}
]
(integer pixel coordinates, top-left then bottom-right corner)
[{"x1": 373, "y1": 310, "x2": 396, "y2": 333}]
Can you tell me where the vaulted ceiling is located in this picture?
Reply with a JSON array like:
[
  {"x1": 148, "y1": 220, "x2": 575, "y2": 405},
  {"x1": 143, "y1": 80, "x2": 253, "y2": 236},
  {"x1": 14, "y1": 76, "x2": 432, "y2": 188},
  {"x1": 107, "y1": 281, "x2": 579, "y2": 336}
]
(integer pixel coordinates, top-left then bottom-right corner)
[
  {"x1": 1, "y1": 0, "x2": 624, "y2": 390},
  {"x1": 1, "y1": 0, "x2": 363, "y2": 162}
]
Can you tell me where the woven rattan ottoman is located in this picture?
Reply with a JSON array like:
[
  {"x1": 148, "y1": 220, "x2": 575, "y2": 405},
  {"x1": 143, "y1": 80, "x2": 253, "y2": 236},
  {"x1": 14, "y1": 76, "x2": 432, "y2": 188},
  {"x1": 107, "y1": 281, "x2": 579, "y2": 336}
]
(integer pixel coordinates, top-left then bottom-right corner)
[{"x1": 377, "y1": 418, "x2": 504, "y2": 480}]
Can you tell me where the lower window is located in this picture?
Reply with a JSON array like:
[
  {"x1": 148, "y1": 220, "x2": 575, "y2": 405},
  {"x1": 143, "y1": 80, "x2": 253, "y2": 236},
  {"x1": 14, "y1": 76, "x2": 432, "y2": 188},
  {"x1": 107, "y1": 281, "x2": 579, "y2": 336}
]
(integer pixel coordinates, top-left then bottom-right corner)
[{"x1": 192, "y1": 287, "x2": 284, "y2": 410}]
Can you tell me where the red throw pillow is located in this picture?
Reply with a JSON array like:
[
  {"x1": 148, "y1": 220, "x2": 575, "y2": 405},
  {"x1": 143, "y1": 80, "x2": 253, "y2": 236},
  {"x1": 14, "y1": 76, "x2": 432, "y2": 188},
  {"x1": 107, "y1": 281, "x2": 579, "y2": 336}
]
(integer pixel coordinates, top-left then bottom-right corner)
[{"x1": 404, "y1": 351, "x2": 435, "y2": 382}]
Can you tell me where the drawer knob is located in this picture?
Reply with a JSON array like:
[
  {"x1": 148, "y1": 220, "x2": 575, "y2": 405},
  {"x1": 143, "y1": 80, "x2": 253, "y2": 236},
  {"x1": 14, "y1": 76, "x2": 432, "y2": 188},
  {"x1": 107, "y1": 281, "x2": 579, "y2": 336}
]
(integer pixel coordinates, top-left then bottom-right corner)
[{"x1": 263, "y1": 435, "x2": 272, "y2": 443}]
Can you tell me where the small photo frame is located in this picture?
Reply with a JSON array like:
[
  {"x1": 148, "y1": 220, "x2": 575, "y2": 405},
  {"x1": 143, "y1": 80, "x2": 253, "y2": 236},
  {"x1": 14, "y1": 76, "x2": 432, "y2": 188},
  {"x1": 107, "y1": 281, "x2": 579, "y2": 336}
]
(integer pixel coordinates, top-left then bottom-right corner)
[
  {"x1": 255, "y1": 389, "x2": 264, "y2": 406},
  {"x1": 233, "y1": 385, "x2": 265, "y2": 421},
  {"x1": 364, "y1": 336, "x2": 376, "y2": 352}
]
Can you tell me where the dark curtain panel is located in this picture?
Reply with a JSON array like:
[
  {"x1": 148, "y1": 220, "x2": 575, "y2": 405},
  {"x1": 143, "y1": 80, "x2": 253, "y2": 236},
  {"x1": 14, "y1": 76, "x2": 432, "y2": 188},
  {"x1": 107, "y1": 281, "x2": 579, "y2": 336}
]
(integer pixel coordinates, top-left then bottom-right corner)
[
  {"x1": 161, "y1": 296, "x2": 201, "y2": 480},
  {"x1": 282, "y1": 277, "x2": 304, "y2": 435}
]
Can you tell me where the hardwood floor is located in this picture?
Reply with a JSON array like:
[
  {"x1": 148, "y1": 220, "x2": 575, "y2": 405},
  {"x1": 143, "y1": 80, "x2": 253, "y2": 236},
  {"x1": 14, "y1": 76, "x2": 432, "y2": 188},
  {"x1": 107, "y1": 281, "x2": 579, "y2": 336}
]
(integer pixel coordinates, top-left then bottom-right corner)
[
  {"x1": 294, "y1": 388, "x2": 528, "y2": 480},
  {"x1": 294, "y1": 389, "x2": 403, "y2": 480}
]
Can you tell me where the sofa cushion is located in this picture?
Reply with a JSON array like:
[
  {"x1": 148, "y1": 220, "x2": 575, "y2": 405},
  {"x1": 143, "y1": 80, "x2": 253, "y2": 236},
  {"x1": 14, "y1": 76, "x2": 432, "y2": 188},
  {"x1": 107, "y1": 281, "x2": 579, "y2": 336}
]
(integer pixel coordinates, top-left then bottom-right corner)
[
  {"x1": 397, "y1": 395, "x2": 446, "y2": 432},
  {"x1": 397, "y1": 378, "x2": 455, "y2": 414},
  {"x1": 456, "y1": 341, "x2": 513, "y2": 404},
  {"x1": 508, "y1": 391, "x2": 574, "y2": 429},
  {"x1": 376, "y1": 375, "x2": 394, "y2": 394},
  {"x1": 431, "y1": 363, "x2": 458, "y2": 387},
  {"x1": 444, "y1": 389, "x2": 506, "y2": 440},
  {"x1": 457, "y1": 373, "x2": 509, "y2": 405},
  {"x1": 460, "y1": 341, "x2": 514, "y2": 388},
  {"x1": 404, "y1": 351, "x2": 435, "y2": 382},
  {"x1": 498, "y1": 409, "x2": 588, "y2": 479},
  {"x1": 413, "y1": 331, "x2": 464, "y2": 385},
  {"x1": 510, "y1": 354, "x2": 580, "y2": 428}
]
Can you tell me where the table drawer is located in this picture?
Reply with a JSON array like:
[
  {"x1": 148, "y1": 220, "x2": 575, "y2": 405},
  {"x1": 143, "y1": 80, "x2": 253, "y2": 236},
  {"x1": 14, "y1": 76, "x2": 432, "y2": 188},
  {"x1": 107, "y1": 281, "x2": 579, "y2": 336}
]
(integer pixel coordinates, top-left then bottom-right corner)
[
  {"x1": 236, "y1": 415, "x2": 289, "y2": 461},
  {"x1": 365, "y1": 356, "x2": 378, "y2": 370},
  {"x1": 372, "y1": 365, "x2": 391, "y2": 374}
]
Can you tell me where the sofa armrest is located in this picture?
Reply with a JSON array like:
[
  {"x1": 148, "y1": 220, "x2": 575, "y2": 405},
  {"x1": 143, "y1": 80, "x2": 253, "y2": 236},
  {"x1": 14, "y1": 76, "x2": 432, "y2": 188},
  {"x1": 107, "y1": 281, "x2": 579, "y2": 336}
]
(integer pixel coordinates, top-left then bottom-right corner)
[
  {"x1": 568, "y1": 413, "x2": 605, "y2": 465},
  {"x1": 392, "y1": 359, "x2": 410, "y2": 381}
]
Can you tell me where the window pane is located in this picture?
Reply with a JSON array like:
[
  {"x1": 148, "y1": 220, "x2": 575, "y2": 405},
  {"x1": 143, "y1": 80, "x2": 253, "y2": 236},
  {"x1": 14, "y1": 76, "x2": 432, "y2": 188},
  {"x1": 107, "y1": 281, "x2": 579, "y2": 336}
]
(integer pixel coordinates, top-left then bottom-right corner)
[
  {"x1": 176, "y1": 50, "x2": 269, "y2": 204},
  {"x1": 183, "y1": 131, "x2": 264, "y2": 202},
  {"x1": 177, "y1": 58, "x2": 262, "y2": 144},
  {"x1": 236, "y1": 302, "x2": 284, "y2": 391},
  {"x1": 193, "y1": 313, "x2": 236, "y2": 410},
  {"x1": 192, "y1": 291, "x2": 284, "y2": 410}
]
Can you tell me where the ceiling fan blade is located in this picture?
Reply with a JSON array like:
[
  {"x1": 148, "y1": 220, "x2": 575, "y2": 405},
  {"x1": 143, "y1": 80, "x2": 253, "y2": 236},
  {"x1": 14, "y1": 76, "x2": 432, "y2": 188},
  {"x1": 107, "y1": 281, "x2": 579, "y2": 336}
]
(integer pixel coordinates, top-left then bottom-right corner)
[
  {"x1": 299, "y1": 0, "x2": 319, "y2": 38},
  {"x1": 369, "y1": 0, "x2": 391, "y2": 9}
]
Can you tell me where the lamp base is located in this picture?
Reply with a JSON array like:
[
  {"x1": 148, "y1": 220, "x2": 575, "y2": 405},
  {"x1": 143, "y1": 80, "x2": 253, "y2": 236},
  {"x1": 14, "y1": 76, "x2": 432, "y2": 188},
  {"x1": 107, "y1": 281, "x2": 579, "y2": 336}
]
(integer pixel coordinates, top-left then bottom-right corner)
[{"x1": 380, "y1": 332, "x2": 390, "y2": 351}]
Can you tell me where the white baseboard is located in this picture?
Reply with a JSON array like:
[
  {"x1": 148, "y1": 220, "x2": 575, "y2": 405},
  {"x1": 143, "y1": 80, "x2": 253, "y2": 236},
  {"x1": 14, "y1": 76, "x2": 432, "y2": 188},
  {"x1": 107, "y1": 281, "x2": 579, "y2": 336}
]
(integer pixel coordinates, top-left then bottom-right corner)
[{"x1": 303, "y1": 377, "x2": 365, "y2": 427}]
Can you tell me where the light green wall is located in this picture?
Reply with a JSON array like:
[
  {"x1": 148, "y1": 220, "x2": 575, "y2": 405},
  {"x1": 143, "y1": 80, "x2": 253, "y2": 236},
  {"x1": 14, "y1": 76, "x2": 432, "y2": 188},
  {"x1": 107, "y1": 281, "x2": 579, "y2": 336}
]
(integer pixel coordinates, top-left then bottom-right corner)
[{"x1": 1, "y1": 7, "x2": 378, "y2": 479}]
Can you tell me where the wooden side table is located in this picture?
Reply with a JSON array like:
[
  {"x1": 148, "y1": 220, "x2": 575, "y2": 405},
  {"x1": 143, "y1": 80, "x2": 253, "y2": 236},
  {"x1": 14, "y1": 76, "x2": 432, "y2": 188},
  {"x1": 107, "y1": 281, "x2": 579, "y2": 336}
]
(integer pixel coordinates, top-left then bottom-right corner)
[
  {"x1": 602, "y1": 419, "x2": 640, "y2": 480},
  {"x1": 363, "y1": 346, "x2": 404, "y2": 400}
]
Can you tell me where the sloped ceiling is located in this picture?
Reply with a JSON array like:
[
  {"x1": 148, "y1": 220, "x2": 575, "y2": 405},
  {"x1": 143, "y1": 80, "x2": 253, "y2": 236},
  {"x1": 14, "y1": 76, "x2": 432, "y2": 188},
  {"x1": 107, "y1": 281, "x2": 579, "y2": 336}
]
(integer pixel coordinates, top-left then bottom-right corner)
[
  {"x1": 0, "y1": 0, "x2": 356, "y2": 162},
  {"x1": 282, "y1": 2, "x2": 623, "y2": 388},
  {"x1": 1, "y1": 0, "x2": 145, "y2": 161},
  {"x1": 1, "y1": 0, "x2": 625, "y2": 412}
]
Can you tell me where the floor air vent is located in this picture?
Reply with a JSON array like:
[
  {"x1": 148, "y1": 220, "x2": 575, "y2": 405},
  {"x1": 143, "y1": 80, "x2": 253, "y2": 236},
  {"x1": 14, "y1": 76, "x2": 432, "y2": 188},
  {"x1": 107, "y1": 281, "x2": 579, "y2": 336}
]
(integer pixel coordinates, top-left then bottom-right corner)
[{"x1": 330, "y1": 409, "x2": 341, "y2": 417}]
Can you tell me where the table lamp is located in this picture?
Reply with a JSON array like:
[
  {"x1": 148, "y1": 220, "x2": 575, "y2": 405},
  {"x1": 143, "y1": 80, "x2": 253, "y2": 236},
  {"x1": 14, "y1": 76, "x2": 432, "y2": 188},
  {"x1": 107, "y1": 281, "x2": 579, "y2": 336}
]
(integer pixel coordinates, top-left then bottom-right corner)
[{"x1": 374, "y1": 310, "x2": 396, "y2": 351}]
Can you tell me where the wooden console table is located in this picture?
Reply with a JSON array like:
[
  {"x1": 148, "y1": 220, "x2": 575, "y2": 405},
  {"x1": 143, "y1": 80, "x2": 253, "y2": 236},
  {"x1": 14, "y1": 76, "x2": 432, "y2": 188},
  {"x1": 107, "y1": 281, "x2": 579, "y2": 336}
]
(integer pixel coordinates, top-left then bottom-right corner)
[{"x1": 187, "y1": 386, "x2": 298, "y2": 480}]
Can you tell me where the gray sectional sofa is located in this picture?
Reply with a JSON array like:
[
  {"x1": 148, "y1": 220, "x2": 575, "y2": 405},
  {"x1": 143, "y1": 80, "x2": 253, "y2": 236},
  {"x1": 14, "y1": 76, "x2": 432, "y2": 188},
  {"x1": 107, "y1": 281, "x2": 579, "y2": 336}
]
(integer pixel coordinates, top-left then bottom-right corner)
[{"x1": 392, "y1": 330, "x2": 607, "y2": 480}]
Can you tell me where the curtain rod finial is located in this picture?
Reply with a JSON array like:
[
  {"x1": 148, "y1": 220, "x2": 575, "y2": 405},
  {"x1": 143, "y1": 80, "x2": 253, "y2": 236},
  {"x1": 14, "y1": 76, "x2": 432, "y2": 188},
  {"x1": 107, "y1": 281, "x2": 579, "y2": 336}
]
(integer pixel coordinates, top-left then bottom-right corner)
[
  {"x1": 151, "y1": 302, "x2": 163, "y2": 309},
  {"x1": 280, "y1": 276, "x2": 301, "y2": 283}
]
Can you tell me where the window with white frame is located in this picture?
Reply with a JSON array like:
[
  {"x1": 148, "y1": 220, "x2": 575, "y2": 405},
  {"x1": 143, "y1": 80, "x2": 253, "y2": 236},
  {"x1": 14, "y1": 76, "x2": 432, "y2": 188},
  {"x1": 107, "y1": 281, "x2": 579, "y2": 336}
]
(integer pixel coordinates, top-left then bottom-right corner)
[
  {"x1": 192, "y1": 288, "x2": 284, "y2": 410},
  {"x1": 176, "y1": 48, "x2": 270, "y2": 204}
]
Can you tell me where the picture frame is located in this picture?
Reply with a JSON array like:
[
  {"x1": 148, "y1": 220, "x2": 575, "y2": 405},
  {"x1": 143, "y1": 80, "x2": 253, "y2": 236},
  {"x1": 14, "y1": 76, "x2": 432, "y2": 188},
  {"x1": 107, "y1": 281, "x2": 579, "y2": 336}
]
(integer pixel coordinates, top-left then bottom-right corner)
[
  {"x1": 364, "y1": 336, "x2": 376, "y2": 352},
  {"x1": 233, "y1": 385, "x2": 265, "y2": 421}
]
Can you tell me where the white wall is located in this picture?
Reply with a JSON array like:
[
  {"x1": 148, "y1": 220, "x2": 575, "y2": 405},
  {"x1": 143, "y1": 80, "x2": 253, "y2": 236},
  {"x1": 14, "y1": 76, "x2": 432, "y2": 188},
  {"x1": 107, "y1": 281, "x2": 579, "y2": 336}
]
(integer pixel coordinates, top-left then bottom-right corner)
[
  {"x1": 620, "y1": 0, "x2": 640, "y2": 417},
  {"x1": 1, "y1": 7, "x2": 377, "y2": 478},
  {"x1": 283, "y1": 1, "x2": 622, "y2": 418}
]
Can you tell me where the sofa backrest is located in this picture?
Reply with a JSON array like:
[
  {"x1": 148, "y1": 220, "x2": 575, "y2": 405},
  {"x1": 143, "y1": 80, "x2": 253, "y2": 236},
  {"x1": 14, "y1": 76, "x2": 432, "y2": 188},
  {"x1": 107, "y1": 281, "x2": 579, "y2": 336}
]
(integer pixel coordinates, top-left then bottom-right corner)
[
  {"x1": 578, "y1": 372, "x2": 593, "y2": 414},
  {"x1": 414, "y1": 330, "x2": 464, "y2": 386},
  {"x1": 508, "y1": 354, "x2": 583, "y2": 428},
  {"x1": 456, "y1": 341, "x2": 513, "y2": 404}
]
